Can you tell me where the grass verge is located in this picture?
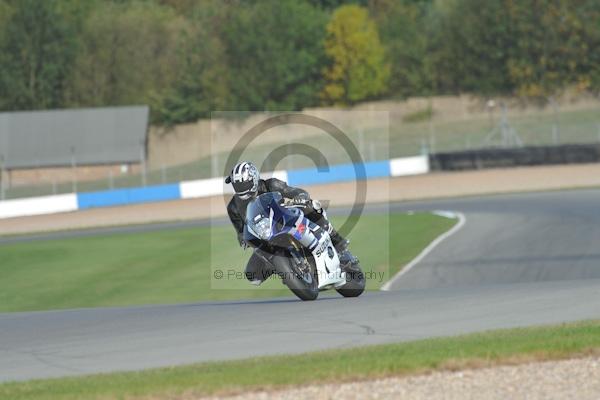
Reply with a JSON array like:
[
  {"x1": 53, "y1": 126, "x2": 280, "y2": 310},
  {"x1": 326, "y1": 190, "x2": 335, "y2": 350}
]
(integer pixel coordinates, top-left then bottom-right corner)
[
  {"x1": 0, "y1": 212, "x2": 456, "y2": 312},
  {"x1": 1, "y1": 320, "x2": 599, "y2": 399}
]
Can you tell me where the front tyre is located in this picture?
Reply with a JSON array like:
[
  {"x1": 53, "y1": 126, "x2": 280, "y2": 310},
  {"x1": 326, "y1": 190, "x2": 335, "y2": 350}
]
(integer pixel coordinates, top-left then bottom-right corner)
[
  {"x1": 336, "y1": 262, "x2": 365, "y2": 298},
  {"x1": 273, "y1": 254, "x2": 318, "y2": 301}
]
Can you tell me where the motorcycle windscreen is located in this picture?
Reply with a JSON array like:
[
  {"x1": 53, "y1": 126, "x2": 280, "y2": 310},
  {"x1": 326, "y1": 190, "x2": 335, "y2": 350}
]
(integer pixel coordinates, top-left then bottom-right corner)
[
  {"x1": 245, "y1": 192, "x2": 285, "y2": 241},
  {"x1": 246, "y1": 192, "x2": 306, "y2": 241},
  {"x1": 245, "y1": 192, "x2": 282, "y2": 224}
]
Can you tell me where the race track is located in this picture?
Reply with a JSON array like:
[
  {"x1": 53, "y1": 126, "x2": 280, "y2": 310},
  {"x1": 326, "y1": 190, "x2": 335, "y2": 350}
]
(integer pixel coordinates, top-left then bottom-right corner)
[{"x1": 1, "y1": 189, "x2": 600, "y2": 382}]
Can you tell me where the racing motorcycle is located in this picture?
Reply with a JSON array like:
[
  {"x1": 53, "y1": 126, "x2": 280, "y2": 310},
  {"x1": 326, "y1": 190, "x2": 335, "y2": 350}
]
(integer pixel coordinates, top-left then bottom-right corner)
[{"x1": 243, "y1": 192, "x2": 365, "y2": 301}]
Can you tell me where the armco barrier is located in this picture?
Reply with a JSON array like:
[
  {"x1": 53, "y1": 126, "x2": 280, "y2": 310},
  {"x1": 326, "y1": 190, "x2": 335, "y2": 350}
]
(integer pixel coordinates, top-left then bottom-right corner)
[
  {"x1": 0, "y1": 156, "x2": 429, "y2": 219},
  {"x1": 429, "y1": 144, "x2": 600, "y2": 171}
]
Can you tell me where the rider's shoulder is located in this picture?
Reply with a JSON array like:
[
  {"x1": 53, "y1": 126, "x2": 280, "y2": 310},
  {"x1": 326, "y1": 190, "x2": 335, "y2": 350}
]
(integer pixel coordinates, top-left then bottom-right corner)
[
  {"x1": 263, "y1": 177, "x2": 286, "y2": 191},
  {"x1": 226, "y1": 196, "x2": 238, "y2": 210}
]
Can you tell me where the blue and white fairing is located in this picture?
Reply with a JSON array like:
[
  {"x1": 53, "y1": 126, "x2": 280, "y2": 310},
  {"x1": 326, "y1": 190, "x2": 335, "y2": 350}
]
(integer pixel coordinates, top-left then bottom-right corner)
[{"x1": 244, "y1": 192, "x2": 345, "y2": 289}]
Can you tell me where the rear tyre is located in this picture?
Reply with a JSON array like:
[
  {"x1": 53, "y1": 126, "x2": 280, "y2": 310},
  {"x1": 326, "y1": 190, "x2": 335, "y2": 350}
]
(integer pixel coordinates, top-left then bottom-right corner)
[{"x1": 336, "y1": 262, "x2": 365, "y2": 298}]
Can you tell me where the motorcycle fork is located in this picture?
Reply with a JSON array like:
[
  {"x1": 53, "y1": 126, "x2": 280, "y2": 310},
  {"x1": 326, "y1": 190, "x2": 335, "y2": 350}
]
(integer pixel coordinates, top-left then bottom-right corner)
[{"x1": 289, "y1": 239, "x2": 312, "y2": 275}]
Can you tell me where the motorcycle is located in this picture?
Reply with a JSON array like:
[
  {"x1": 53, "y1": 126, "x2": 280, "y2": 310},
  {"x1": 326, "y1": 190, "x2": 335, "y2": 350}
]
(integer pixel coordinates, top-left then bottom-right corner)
[{"x1": 243, "y1": 191, "x2": 365, "y2": 301}]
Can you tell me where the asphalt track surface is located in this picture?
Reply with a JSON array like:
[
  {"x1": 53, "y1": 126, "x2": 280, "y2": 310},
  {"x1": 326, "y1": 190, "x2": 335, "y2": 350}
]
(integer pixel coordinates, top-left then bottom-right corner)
[{"x1": 1, "y1": 189, "x2": 600, "y2": 382}]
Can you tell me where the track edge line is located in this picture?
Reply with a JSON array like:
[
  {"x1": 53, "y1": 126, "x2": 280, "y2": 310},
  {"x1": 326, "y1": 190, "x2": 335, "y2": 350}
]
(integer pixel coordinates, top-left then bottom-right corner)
[{"x1": 380, "y1": 211, "x2": 467, "y2": 291}]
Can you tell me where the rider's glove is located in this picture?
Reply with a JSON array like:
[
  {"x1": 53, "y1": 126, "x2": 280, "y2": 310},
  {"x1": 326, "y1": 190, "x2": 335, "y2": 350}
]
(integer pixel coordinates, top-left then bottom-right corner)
[
  {"x1": 292, "y1": 192, "x2": 310, "y2": 205},
  {"x1": 311, "y1": 199, "x2": 322, "y2": 211}
]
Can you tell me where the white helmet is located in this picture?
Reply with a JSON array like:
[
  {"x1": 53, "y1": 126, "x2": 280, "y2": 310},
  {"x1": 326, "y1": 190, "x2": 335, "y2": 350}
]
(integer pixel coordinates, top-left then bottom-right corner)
[{"x1": 225, "y1": 161, "x2": 259, "y2": 200}]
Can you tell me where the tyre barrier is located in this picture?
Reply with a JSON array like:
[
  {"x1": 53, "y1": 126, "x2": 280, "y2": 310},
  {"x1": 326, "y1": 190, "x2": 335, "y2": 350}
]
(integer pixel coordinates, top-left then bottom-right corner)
[{"x1": 429, "y1": 143, "x2": 600, "y2": 171}]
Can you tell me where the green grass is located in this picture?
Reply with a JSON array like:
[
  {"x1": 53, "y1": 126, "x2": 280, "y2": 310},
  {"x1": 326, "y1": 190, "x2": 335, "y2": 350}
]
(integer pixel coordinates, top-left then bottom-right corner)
[
  {"x1": 0, "y1": 212, "x2": 455, "y2": 312},
  {"x1": 2, "y1": 320, "x2": 599, "y2": 399}
]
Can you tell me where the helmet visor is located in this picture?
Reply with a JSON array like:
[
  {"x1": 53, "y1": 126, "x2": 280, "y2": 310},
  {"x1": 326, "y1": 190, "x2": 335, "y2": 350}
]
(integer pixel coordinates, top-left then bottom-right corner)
[{"x1": 232, "y1": 180, "x2": 255, "y2": 196}]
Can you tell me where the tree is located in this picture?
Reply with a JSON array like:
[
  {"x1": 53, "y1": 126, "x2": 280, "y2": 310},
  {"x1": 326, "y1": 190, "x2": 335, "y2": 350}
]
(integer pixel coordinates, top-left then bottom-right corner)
[
  {"x1": 0, "y1": 0, "x2": 77, "y2": 110},
  {"x1": 431, "y1": 0, "x2": 515, "y2": 96},
  {"x1": 0, "y1": 1, "x2": 10, "y2": 48},
  {"x1": 66, "y1": 1, "x2": 184, "y2": 109},
  {"x1": 585, "y1": 2, "x2": 600, "y2": 91},
  {"x1": 431, "y1": 0, "x2": 600, "y2": 98},
  {"x1": 370, "y1": 0, "x2": 435, "y2": 97},
  {"x1": 220, "y1": 0, "x2": 329, "y2": 111},
  {"x1": 151, "y1": 1, "x2": 229, "y2": 124},
  {"x1": 307, "y1": 0, "x2": 368, "y2": 9},
  {"x1": 505, "y1": 0, "x2": 600, "y2": 97},
  {"x1": 321, "y1": 4, "x2": 389, "y2": 105}
]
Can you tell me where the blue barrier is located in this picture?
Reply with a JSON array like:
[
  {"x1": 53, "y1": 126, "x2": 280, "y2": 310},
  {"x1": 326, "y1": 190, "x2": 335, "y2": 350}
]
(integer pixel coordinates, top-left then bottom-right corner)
[
  {"x1": 287, "y1": 160, "x2": 390, "y2": 186},
  {"x1": 77, "y1": 183, "x2": 181, "y2": 209}
]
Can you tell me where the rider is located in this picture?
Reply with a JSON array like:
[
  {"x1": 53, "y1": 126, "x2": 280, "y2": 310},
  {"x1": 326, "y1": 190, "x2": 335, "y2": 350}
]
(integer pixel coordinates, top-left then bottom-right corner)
[{"x1": 225, "y1": 161, "x2": 353, "y2": 285}]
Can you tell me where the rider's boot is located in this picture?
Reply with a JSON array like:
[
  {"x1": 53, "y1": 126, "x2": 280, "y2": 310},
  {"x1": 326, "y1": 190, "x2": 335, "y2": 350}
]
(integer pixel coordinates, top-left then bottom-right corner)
[
  {"x1": 329, "y1": 228, "x2": 358, "y2": 266},
  {"x1": 330, "y1": 228, "x2": 349, "y2": 252}
]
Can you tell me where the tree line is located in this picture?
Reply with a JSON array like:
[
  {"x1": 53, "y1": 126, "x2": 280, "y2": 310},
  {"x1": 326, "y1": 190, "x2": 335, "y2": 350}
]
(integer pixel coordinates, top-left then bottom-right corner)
[{"x1": 0, "y1": 0, "x2": 598, "y2": 125}]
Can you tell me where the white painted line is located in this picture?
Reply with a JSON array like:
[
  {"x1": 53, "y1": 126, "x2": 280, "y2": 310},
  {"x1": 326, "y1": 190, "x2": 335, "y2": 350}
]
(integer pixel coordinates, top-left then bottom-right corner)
[
  {"x1": 381, "y1": 210, "x2": 467, "y2": 291},
  {"x1": 432, "y1": 210, "x2": 458, "y2": 219}
]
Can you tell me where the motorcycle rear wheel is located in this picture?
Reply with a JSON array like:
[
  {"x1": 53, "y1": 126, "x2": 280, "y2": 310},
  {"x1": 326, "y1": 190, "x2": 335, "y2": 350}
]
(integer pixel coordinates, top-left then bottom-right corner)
[{"x1": 336, "y1": 262, "x2": 365, "y2": 298}]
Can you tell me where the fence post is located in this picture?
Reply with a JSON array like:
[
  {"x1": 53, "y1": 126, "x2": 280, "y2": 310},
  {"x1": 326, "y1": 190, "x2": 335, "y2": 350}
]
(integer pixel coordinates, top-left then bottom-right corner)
[
  {"x1": 212, "y1": 149, "x2": 219, "y2": 179},
  {"x1": 210, "y1": 127, "x2": 219, "y2": 178},
  {"x1": 487, "y1": 99, "x2": 496, "y2": 129},
  {"x1": 428, "y1": 112, "x2": 436, "y2": 150},
  {"x1": 420, "y1": 138, "x2": 429, "y2": 155},
  {"x1": 70, "y1": 146, "x2": 77, "y2": 193},
  {"x1": 0, "y1": 154, "x2": 4, "y2": 201},
  {"x1": 429, "y1": 134, "x2": 436, "y2": 154},
  {"x1": 140, "y1": 140, "x2": 147, "y2": 187},
  {"x1": 369, "y1": 142, "x2": 376, "y2": 161},
  {"x1": 358, "y1": 127, "x2": 365, "y2": 158},
  {"x1": 550, "y1": 97, "x2": 560, "y2": 145},
  {"x1": 286, "y1": 133, "x2": 292, "y2": 170}
]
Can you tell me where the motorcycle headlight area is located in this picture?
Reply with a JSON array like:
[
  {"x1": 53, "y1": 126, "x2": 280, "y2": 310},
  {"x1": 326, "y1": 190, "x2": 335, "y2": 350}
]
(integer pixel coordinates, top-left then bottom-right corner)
[{"x1": 250, "y1": 217, "x2": 272, "y2": 240}]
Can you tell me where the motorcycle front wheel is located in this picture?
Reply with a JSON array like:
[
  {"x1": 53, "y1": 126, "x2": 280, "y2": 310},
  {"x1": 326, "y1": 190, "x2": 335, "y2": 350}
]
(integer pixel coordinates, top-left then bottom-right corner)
[{"x1": 273, "y1": 254, "x2": 319, "y2": 301}]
